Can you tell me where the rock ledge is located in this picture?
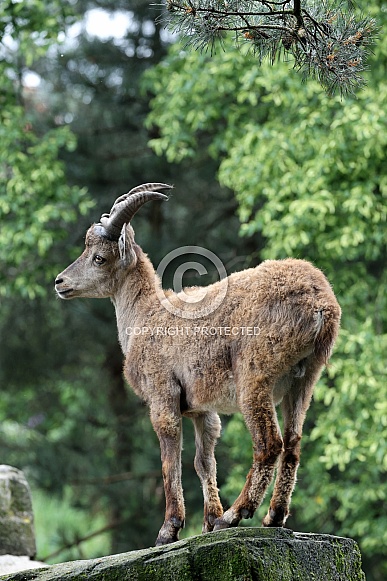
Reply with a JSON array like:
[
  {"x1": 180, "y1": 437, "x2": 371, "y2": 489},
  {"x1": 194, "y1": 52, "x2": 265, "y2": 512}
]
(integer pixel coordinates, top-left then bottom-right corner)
[{"x1": 0, "y1": 527, "x2": 366, "y2": 581}]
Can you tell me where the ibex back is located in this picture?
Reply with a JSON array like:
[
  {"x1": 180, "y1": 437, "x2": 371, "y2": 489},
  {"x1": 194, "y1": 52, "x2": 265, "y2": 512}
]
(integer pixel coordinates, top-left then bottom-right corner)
[{"x1": 55, "y1": 183, "x2": 341, "y2": 545}]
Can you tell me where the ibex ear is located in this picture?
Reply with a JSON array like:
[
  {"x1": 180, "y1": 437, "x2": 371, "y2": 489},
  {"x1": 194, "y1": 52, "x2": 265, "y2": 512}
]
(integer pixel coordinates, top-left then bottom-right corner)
[{"x1": 118, "y1": 224, "x2": 137, "y2": 268}]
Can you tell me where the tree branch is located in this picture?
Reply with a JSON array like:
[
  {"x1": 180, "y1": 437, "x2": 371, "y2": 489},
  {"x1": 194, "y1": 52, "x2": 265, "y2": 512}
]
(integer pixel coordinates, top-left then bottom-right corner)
[
  {"x1": 293, "y1": 0, "x2": 302, "y2": 26},
  {"x1": 161, "y1": 0, "x2": 377, "y2": 95}
]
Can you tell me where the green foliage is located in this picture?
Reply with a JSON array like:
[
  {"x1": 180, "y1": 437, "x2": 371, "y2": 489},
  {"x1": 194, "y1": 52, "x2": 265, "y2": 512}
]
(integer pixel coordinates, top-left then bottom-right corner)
[
  {"x1": 0, "y1": 112, "x2": 92, "y2": 298},
  {"x1": 32, "y1": 487, "x2": 111, "y2": 563},
  {"x1": 0, "y1": 0, "x2": 93, "y2": 298},
  {"x1": 0, "y1": 0, "x2": 75, "y2": 67},
  {"x1": 145, "y1": 2, "x2": 387, "y2": 578}
]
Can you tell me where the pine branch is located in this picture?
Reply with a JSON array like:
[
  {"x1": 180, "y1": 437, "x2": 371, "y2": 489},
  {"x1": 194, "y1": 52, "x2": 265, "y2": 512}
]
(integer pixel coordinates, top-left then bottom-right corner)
[{"x1": 160, "y1": 0, "x2": 377, "y2": 95}]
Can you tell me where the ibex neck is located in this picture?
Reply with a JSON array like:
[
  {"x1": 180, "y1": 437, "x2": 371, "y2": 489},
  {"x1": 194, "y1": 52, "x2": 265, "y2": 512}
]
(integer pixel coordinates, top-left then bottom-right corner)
[{"x1": 112, "y1": 248, "x2": 159, "y2": 353}]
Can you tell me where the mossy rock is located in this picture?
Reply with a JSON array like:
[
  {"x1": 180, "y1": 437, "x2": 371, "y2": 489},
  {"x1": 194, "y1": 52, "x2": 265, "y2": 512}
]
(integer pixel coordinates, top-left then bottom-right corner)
[
  {"x1": 0, "y1": 466, "x2": 36, "y2": 557},
  {"x1": 0, "y1": 528, "x2": 366, "y2": 581}
]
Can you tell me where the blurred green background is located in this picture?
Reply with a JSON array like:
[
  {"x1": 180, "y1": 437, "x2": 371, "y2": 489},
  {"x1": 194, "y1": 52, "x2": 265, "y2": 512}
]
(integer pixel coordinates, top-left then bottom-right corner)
[{"x1": 0, "y1": 1, "x2": 385, "y2": 580}]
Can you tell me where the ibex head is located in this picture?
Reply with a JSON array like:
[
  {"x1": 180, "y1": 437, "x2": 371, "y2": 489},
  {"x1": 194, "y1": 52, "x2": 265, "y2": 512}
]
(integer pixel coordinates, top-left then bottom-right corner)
[{"x1": 55, "y1": 183, "x2": 171, "y2": 299}]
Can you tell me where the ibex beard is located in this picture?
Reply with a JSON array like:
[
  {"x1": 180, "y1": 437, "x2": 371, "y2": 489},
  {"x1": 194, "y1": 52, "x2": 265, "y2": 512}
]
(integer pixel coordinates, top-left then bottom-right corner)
[{"x1": 55, "y1": 183, "x2": 341, "y2": 546}]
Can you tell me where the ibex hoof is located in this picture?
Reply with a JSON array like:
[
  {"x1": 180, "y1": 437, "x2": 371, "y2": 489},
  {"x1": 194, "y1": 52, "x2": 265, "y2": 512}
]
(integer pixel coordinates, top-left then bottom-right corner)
[
  {"x1": 240, "y1": 508, "x2": 253, "y2": 519},
  {"x1": 213, "y1": 509, "x2": 239, "y2": 531},
  {"x1": 203, "y1": 512, "x2": 224, "y2": 533},
  {"x1": 155, "y1": 535, "x2": 177, "y2": 546},
  {"x1": 213, "y1": 518, "x2": 231, "y2": 531},
  {"x1": 155, "y1": 518, "x2": 184, "y2": 545},
  {"x1": 262, "y1": 507, "x2": 288, "y2": 527}
]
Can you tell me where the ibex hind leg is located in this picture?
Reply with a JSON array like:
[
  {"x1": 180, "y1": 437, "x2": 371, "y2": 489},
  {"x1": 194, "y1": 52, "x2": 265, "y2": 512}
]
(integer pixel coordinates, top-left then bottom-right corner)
[
  {"x1": 192, "y1": 412, "x2": 224, "y2": 532},
  {"x1": 214, "y1": 383, "x2": 283, "y2": 530},
  {"x1": 262, "y1": 357, "x2": 324, "y2": 527}
]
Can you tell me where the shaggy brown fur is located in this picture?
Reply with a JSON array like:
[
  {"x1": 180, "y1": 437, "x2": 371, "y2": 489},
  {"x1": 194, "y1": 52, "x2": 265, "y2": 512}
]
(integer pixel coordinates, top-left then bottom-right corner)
[{"x1": 55, "y1": 216, "x2": 341, "y2": 546}]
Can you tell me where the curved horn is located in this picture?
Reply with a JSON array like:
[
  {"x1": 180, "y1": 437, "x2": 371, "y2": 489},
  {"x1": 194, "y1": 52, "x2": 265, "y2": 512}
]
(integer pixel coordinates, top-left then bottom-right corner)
[
  {"x1": 99, "y1": 183, "x2": 172, "y2": 240},
  {"x1": 107, "y1": 183, "x2": 173, "y2": 213}
]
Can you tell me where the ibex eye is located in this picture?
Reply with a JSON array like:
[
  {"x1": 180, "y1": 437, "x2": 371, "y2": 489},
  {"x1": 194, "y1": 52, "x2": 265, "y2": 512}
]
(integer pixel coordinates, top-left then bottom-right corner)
[{"x1": 93, "y1": 255, "x2": 106, "y2": 265}]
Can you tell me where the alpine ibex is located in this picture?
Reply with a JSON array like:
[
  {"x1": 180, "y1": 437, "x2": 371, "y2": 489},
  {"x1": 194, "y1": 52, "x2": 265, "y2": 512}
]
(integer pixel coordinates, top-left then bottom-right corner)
[{"x1": 55, "y1": 183, "x2": 341, "y2": 546}]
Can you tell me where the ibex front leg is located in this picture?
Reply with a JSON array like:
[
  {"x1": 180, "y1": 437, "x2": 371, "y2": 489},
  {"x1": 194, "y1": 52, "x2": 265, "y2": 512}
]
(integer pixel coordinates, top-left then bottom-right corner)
[{"x1": 151, "y1": 403, "x2": 185, "y2": 545}]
